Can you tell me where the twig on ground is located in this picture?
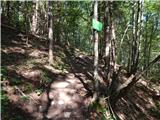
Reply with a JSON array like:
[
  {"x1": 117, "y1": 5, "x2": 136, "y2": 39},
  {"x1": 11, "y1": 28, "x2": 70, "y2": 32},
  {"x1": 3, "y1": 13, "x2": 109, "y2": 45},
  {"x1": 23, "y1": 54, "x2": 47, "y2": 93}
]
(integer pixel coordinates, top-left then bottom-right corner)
[{"x1": 14, "y1": 86, "x2": 39, "y2": 103}]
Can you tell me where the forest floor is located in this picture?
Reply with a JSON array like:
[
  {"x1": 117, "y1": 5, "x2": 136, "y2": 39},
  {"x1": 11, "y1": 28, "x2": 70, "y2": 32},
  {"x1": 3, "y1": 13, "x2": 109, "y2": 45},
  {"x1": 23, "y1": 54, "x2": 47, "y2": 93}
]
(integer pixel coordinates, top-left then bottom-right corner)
[{"x1": 1, "y1": 27, "x2": 160, "y2": 120}]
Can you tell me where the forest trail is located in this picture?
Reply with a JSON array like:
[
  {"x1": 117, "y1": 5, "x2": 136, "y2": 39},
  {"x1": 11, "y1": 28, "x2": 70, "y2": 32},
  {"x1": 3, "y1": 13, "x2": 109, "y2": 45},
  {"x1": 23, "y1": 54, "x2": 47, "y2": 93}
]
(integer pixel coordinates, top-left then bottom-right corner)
[
  {"x1": 1, "y1": 28, "x2": 160, "y2": 120},
  {"x1": 41, "y1": 73, "x2": 89, "y2": 120},
  {"x1": 1, "y1": 28, "x2": 93, "y2": 120}
]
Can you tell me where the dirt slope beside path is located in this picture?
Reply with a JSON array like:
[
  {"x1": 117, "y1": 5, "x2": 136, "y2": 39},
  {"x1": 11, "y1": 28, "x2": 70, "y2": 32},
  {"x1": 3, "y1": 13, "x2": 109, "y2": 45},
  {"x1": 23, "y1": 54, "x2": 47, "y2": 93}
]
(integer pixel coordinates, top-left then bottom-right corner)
[{"x1": 115, "y1": 79, "x2": 160, "y2": 120}]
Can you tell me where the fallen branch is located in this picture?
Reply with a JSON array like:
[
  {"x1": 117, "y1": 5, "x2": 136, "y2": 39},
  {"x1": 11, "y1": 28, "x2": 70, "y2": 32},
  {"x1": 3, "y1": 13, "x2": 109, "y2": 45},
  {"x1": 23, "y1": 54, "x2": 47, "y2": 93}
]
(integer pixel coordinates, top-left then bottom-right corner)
[
  {"x1": 1, "y1": 23, "x2": 47, "y2": 40},
  {"x1": 1, "y1": 24, "x2": 17, "y2": 30},
  {"x1": 120, "y1": 54, "x2": 160, "y2": 91},
  {"x1": 29, "y1": 33, "x2": 47, "y2": 40},
  {"x1": 110, "y1": 55, "x2": 160, "y2": 103},
  {"x1": 120, "y1": 21, "x2": 130, "y2": 46},
  {"x1": 1, "y1": 23, "x2": 25, "y2": 33},
  {"x1": 14, "y1": 86, "x2": 39, "y2": 103}
]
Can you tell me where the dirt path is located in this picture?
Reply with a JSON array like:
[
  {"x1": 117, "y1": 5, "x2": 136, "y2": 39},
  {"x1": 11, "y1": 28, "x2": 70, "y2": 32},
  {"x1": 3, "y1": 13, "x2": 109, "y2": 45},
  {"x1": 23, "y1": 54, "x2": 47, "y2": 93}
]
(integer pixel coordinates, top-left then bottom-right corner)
[
  {"x1": 4, "y1": 72, "x2": 91, "y2": 120},
  {"x1": 1, "y1": 30, "x2": 93, "y2": 120},
  {"x1": 40, "y1": 73, "x2": 89, "y2": 120}
]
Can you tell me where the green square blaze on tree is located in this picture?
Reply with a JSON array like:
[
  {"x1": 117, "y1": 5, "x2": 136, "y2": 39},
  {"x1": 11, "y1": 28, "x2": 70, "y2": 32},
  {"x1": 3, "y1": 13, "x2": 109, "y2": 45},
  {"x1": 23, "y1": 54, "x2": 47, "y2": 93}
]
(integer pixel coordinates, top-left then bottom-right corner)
[{"x1": 92, "y1": 19, "x2": 103, "y2": 31}]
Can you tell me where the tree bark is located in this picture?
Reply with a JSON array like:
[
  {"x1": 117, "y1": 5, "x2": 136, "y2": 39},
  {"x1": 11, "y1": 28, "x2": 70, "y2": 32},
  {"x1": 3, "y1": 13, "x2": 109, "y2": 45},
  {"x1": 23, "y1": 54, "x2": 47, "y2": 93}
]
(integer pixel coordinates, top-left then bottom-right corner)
[
  {"x1": 48, "y1": 1, "x2": 54, "y2": 65},
  {"x1": 130, "y1": 1, "x2": 141, "y2": 75},
  {"x1": 104, "y1": 1, "x2": 110, "y2": 82},
  {"x1": 31, "y1": 0, "x2": 38, "y2": 34},
  {"x1": 6, "y1": 1, "x2": 10, "y2": 24},
  {"x1": 16, "y1": 1, "x2": 20, "y2": 30},
  {"x1": 92, "y1": 0, "x2": 99, "y2": 102},
  {"x1": 108, "y1": 2, "x2": 116, "y2": 88}
]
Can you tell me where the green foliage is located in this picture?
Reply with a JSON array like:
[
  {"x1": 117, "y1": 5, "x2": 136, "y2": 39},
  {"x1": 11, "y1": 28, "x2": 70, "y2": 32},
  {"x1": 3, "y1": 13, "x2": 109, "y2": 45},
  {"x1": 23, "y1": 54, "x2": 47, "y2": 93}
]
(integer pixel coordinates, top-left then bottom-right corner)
[
  {"x1": 40, "y1": 71, "x2": 52, "y2": 85},
  {"x1": 1, "y1": 89, "x2": 10, "y2": 115},
  {"x1": 20, "y1": 96, "x2": 29, "y2": 101},
  {"x1": 1, "y1": 66, "x2": 21, "y2": 85},
  {"x1": 23, "y1": 83, "x2": 34, "y2": 93},
  {"x1": 149, "y1": 108, "x2": 160, "y2": 119},
  {"x1": 35, "y1": 88, "x2": 43, "y2": 96},
  {"x1": 1, "y1": 66, "x2": 8, "y2": 81},
  {"x1": 156, "y1": 101, "x2": 160, "y2": 109},
  {"x1": 12, "y1": 78, "x2": 21, "y2": 85},
  {"x1": 89, "y1": 100, "x2": 116, "y2": 120},
  {"x1": 51, "y1": 50, "x2": 70, "y2": 71}
]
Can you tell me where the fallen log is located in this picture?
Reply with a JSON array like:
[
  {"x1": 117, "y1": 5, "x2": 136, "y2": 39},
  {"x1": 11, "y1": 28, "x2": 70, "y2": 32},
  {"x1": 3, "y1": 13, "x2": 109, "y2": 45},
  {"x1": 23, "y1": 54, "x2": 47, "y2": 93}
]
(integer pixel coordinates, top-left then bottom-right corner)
[{"x1": 110, "y1": 55, "x2": 160, "y2": 105}]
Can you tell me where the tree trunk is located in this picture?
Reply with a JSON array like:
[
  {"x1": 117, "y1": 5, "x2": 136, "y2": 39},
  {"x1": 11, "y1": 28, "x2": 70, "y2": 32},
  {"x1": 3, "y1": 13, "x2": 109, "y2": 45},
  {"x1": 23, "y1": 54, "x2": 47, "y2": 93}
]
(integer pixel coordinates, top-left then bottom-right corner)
[
  {"x1": 24, "y1": 1, "x2": 30, "y2": 33},
  {"x1": 92, "y1": 0, "x2": 99, "y2": 102},
  {"x1": 104, "y1": 1, "x2": 110, "y2": 83},
  {"x1": 109, "y1": 3, "x2": 116, "y2": 75},
  {"x1": 16, "y1": 1, "x2": 20, "y2": 30},
  {"x1": 130, "y1": 1, "x2": 141, "y2": 75},
  {"x1": 48, "y1": 1, "x2": 54, "y2": 65},
  {"x1": 31, "y1": 0, "x2": 38, "y2": 34},
  {"x1": 6, "y1": 1, "x2": 10, "y2": 24},
  {"x1": 107, "y1": 2, "x2": 117, "y2": 90}
]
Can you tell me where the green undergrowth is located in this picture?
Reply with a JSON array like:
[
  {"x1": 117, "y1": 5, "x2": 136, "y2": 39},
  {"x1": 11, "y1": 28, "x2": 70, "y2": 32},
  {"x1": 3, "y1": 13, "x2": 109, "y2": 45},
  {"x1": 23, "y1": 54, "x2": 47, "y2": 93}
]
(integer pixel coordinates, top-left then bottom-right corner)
[
  {"x1": 149, "y1": 107, "x2": 160, "y2": 119},
  {"x1": 1, "y1": 66, "x2": 8, "y2": 81},
  {"x1": 40, "y1": 71, "x2": 52, "y2": 86},
  {"x1": 88, "y1": 100, "x2": 116, "y2": 120},
  {"x1": 1, "y1": 89, "x2": 10, "y2": 113},
  {"x1": 1, "y1": 90, "x2": 27, "y2": 120},
  {"x1": 152, "y1": 101, "x2": 160, "y2": 119},
  {"x1": 1, "y1": 89, "x2": 10, "y2": 120},
  {"x1": 52, "y1": 49, "x2": 70, "y2": 71}
]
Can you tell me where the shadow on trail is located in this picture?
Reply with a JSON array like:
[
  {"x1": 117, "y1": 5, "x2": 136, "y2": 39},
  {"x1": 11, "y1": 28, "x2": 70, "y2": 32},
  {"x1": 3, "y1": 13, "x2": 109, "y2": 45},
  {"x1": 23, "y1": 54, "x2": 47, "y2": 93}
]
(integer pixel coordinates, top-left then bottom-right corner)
[
  {"x1": 2, "y1": 101, "x2": 35, "y2": 120},
  {"x1": 63, "y1": 48, "x2": 95, "y2": 93},
  {"x1": 36, "y1": 65, "x2": 90, "y2": 119}
]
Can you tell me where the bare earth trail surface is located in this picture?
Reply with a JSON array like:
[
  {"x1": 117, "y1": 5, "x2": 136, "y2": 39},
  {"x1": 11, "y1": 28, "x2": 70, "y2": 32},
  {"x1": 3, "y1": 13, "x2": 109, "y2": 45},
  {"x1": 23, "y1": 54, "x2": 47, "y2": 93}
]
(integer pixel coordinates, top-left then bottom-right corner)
[{"x1": 22, "y1": 72, "x2": 90, "y2": 120}]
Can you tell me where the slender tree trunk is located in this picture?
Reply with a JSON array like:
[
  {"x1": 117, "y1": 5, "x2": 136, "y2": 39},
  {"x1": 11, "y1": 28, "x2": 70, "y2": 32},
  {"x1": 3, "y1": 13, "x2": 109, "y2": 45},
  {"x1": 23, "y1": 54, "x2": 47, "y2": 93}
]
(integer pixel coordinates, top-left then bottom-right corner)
[
  {"x1": 45, "y1": 1, "x2": 49, "y2": 37},
  {"x1": 57, "y1": 2, "x2": 62, "y2": 45},
  {"x1": 146, "y1": 20, "x2": 154, "y2": 76},
  {"x1": 104, "y1": 1, "x2": 110, "y2": 83},
  {"x1": 130, "y1": 2, "x2": 136, "y2": 74},
  {"x1": 24, "y1": 1, "x2": 29, "y2": 33},
  {"x1": 48, "y1": 1, "x2": 53, "y2": 65},
  {"x1": 130, "y1": 1, "x2": 141, "y2": 75},
  {"x1": 110, "y1": 4, "x2": 116, "y2": 73},
  {"x1": 31, "y1": 0, "x2": 38, "y2": 34},
  {"x1": 6, "y1": 1, "x2": 10, "y2": 24},
  {"x1": 135, "y1": 1, "x2": 141, "y2": 72},
  {"x1": 15, "y1": 1, "x2": 20, "y2": 30},
  {"x1": 108, "y1": 2, "x2": 117, "y2": 89},
  {"x1": 127, "y1": 3, "x2": 133, "y2": 73},
  {"x1": 92, "y1": 0, "x2": 99, "y2": 102},
  {"x1": 143, "y1": 15, "x2": 148, "y2": 74}
]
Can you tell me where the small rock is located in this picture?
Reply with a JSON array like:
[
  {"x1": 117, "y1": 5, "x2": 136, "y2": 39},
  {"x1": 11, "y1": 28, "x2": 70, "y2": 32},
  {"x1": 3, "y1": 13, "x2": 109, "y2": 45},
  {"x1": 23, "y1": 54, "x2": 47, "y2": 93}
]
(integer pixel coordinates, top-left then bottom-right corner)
[
  {"x1": 58, "y1": 100, "x2": 64, "y2": 105},
  {"x1": 51, "y1": 101, "x2": 55, "y2": 105},
  {"x1": 66, "y1": 73, "x2": 75, "y2": 79},
  {"x1": 64, "y1": 112, "x2": 71, "y2": 118}
]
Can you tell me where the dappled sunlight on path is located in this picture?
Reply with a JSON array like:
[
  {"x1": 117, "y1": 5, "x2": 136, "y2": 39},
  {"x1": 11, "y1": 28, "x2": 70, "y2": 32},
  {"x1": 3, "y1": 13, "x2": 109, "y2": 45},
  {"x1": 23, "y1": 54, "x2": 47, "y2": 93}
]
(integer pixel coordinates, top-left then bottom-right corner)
[
  {"x1": 5, "y1": 71, "x2": 91, "y2": 120},
  {"x1": 40, "y1": 73, "x2": 89, "y2": 120}
]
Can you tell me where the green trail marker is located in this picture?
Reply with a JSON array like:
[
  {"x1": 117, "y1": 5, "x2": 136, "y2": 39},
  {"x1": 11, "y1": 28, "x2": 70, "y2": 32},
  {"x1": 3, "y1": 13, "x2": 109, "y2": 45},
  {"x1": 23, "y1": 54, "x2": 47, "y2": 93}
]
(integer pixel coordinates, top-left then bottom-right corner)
[{"x1": 92, "y1": 19, "x2": 103, "y2": 32}]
